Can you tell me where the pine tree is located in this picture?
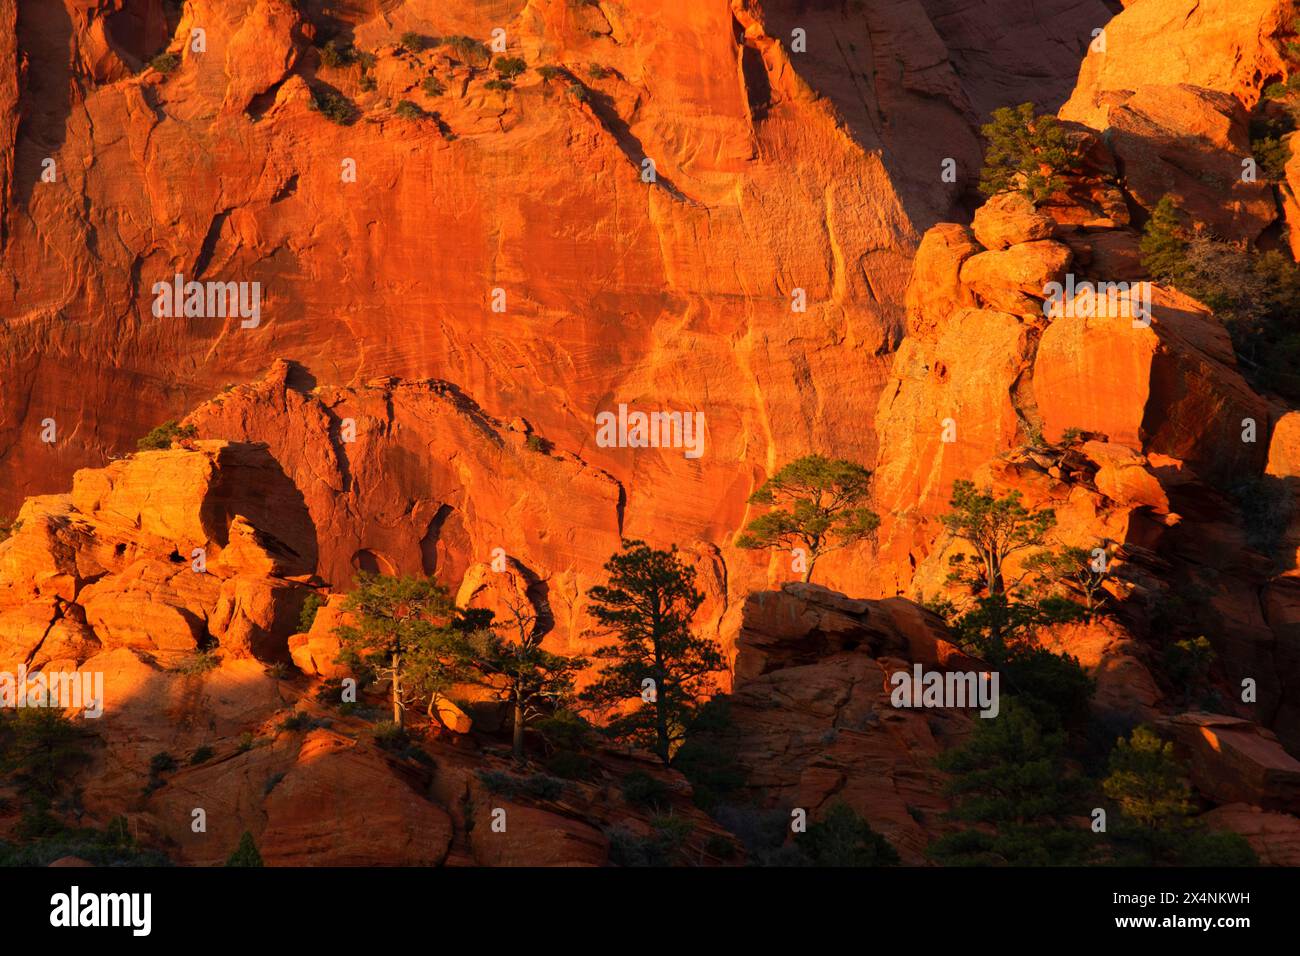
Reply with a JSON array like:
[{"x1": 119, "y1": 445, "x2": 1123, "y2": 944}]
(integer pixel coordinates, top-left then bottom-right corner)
[
  {"x1": 582, "y1": 540, "x2": 725, "y2": 763},
  {"x1": 334, "y1": 574, "x2": 466, "y2": 728},
  {"x1": 735, "y1": 455, "x2": 879, "y2": 582},
  {"x1": 929, "y1": 699, "x2": 1091, "y2": 865},
  {"x1": 1102, "y1": 726, "x2": 1193, "y2": 834},
  {"x1": 1138, "y1": 195, "x2": 1188, "y2": 282}
]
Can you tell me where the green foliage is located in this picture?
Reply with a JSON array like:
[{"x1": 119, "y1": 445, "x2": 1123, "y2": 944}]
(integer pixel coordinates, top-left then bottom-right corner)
[
  {"x1": 1103, "y1": 726, "x2": 1192, "y2": 834},
  {"x1": 444, "y1": 35, "x2": 490, "y2": 64},
  {"x1": 536, "y1": 64, "x2": 564, "y2": 82},
  {"x1": 137, "y1": 419, "x2": 197, "y2": 451},
  {"x1": 149, "y1": 751, "x2": 177, "y2": 777},
  {"x1": 400, "y1": 32, "x2": 429, "y2": 53},
  {"x1": 1022, "y1": 544, "x2": 1108, "y2": 613},
  {"x1": 189, "y1": 745, "x2": 214, "y2": 765},
  {"x1": 298, "y1": 592, "x2": 325, "y2": 633},
  {"x1": 476, "y1": 769, "x2": 567, "y2": 801},
  {"x1": 1099, "y1": 725, "x2": 1255, "y2": 864},
  {"x1": 309, "y1": 88, "x2": 357, "y2": 125},
  {"x1": 1177, "y1": 830, "x2": 1258, "y2": 866},
  {"x1": 1249, "y1": 115, "x2": 1294, "y2": 181},
  {"x1": 439, "y1": 597, "x2": 586, "y2": 759},
  {"x1": 1162, "y1": 637, "x2": 1215, "y2": 708},
  {"x1": 587, "y1": 63, "x2": 611, "y2": 80},
  {"x1": 929, "y1": 699, "x2": 1092, "y2": 865},
  {"x1": 334, "y1": 573, "x2": 469, "y2": 727},
  {"x1": 318, "y1": 38, "x2": 356, "y2": 68},
  {"x1": 484, "y1": 79, "x2": 514, "y2": 92},
  {"x1": 0, "y1": 710, "x2": 94, "y2": 799},
  {"x1": 0, "y1": 817, "x2": 171, "y2": 867},
  {"x1": 394, "y1": 99, "x2": 428, "y2": 120},
  {"x1": 278, "y1": 711, "x2": 320, "y2": 733},
  {"x1": 978, "y1": 102, "x2": 1077, "y2": 203},
  {"x1": 1140, "y1": 194, "x2": 1300, "y2": 401},
  {"x1": 941, "y1": 480, "x2": 1056, "y2": 597},
  {"x1": 582, "y1": 540, "x2": 725, "y2": 763},
  {"x1": 226, "y1": 831, "x2": 264, "y2": 867},
  {"x1": 735, "y1": 455, "x2": 879, "y2": 583},
  {"x1": 0, "y1": 517, "x2": 20, "y2": 543},
  {"x1": 494, "y1": 56, "x2": 527, "y2": 80},
  {"x1": 149, "y1": 52, "x2": 181, "y2": 74},
  {"x1": 421, "y1": 74, "x2": 446, "y2": 97},
  {"x1": 606, "y1": 815, "x2": 694, "y2": 866},
  {"x1": 800, "y1": 802, "x2": 900, "y2": 866},
  {"x1": 671, "y1": 699, "x2": 746, "y2": 810},
  {"x1": 174, "y1": 649, "x2": 221, "y2": 675},
  {"x1": 621, "y1": 770, "x2": 672, "y2": 811}
]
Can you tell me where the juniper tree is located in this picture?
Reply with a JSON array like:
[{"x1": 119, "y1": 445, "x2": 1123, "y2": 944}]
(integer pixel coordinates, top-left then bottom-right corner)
[
  {"x1": 978, "y1": 102, "x2": 1077, "y2": 203},
  {"x1": 582, "y1": 540, "x2": 725, "y2": 763},
  {"x1": 735, "y1": 455, "x2": 879, "y2": 583}
]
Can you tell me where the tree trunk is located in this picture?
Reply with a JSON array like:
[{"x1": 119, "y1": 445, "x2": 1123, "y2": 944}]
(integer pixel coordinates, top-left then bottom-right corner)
[
  {"x1": 391, "y1": 651, "x2": 402, "y2": 728},
  {"x1": 512, "y1": 696, "x2": 525, "y2": 764}
]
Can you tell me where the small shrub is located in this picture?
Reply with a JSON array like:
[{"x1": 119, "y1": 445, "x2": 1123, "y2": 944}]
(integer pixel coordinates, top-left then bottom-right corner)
[
  {"x1": 494, "y1": 56, "x2": 527, "y2": 80},
  {"x1": 568, "y1": 83, "x2": 589, "y2": 103},
  {"x1": 536, "y1": 65, "x2": 563, "y2": 82},
  {"x1": 174, "y1": 650, "x2": 220, "y2": 676},
  {"x1": 235, "y1": 732, "x2": 255, "y2": 754},
  {"x1": 421, "y1": 75, "x2": 446, "y2": 97},
  {"x1": 400, "y1": 32, "x2": 428, "y2": 53},
  {"x1": 372, "y1": 720, "x2": 409, "y2": 749},
  {"x1": 137, "y1": 420, "x2": 197, "y2": 451},
  {"x1": 309, "y1": 88, "x2": 357, "y2": 125},
  {"x1": 149, "y1": 752, "x2": 178, "y2": 777},
  {"x1": 318, "y1": 39, "x2": 355, "y2": 69},
  {"x1": 484, "y1": 79, "x2": 514, "y2": 92},
  {"x1": 263, "y1": 661, "x2": 291, "y2": 680},
  {"x1": 587, "y1": 63, "x2": 610, "y2": 80},
  {"x1": 542, "y1": 750, "x2": 596, "y2": 780},
  {"x1": 394, "y1": 99, "x2": 428, "y2": 120},
  {"x1": 799, "y1": 802, "x2": 900, "y2": 866},
  {"x1": 358, "y1": 74, "x2": 377, "y2": 92},
  {"x1": 149, "y1": 52, "x2": 180, "y2": 74},
  {"x1": 189, "y1": 745, "x2": 215, "y2": 765},
  {"x1": 278, "y1": 712, "x2": 317, "y2": 733},
  {"x1": 445, "y1": 35, "x2": 490, "y2": 63},
  {"x1": 0, "y1": 517, "x2": 20, "y2": 543},
  {"x1": 620, "y1": 770, "x2": 671, "y2": 810},
  {"x1": 524, "y1": 434, "x2": 548, "y2": 453}
]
